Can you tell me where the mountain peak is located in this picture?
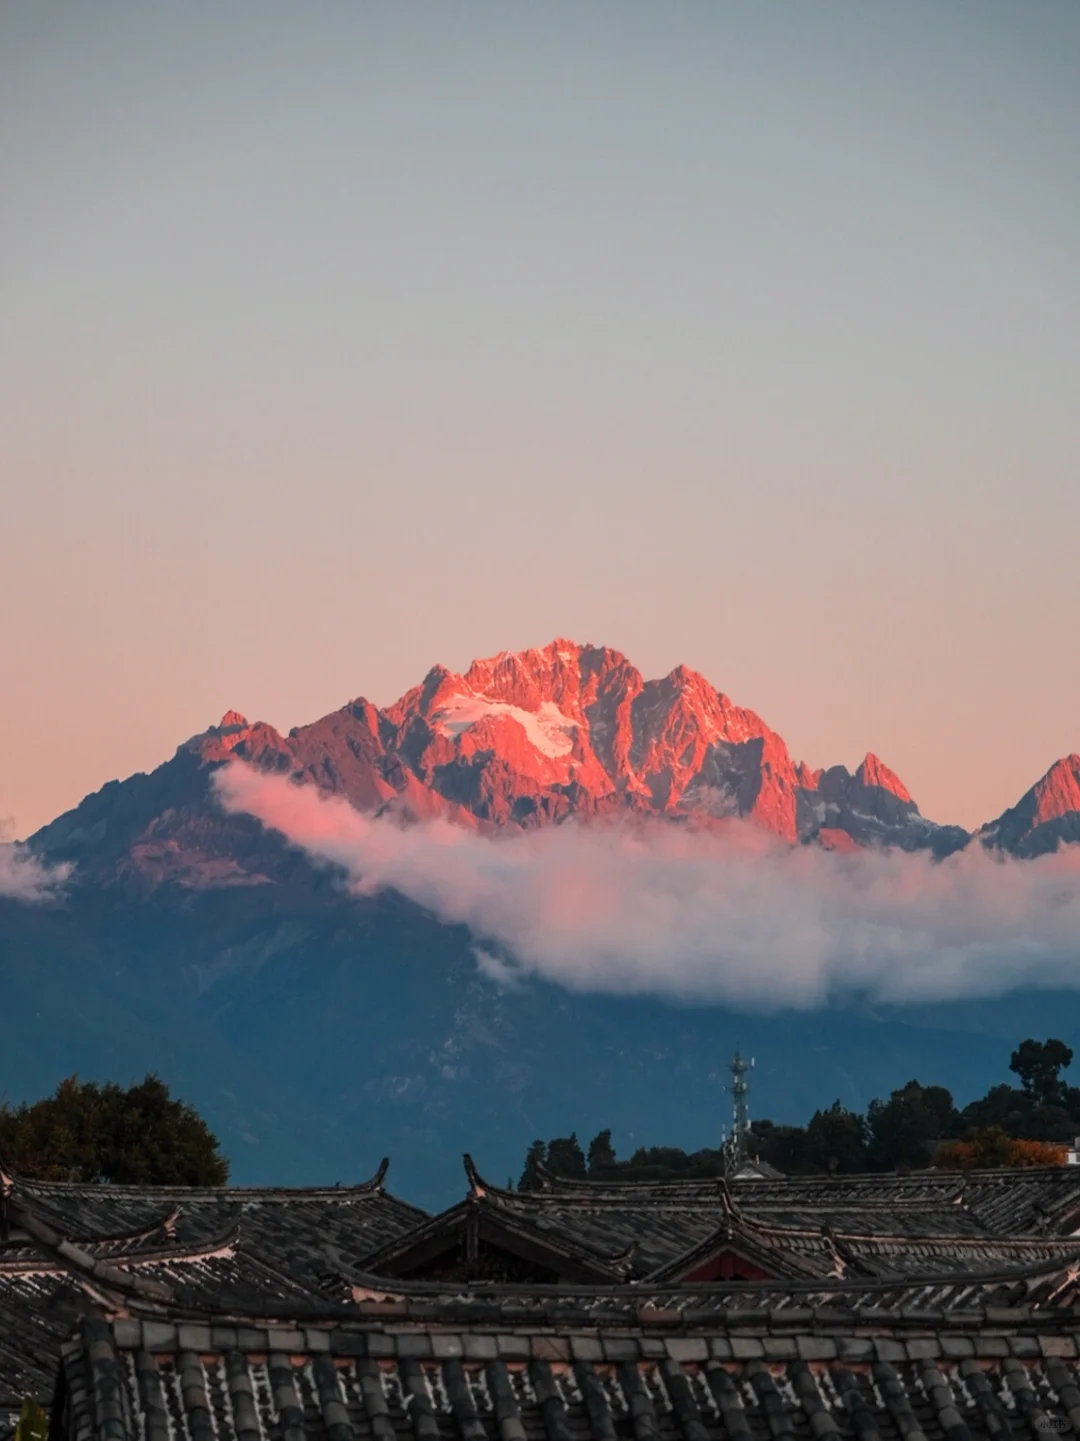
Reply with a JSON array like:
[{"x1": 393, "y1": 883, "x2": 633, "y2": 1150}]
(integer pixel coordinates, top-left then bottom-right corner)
[
  {"x1": 1030, "y1": 754, "x2": 1080, "y2": 827},
  {"x1": 185, "y1": 712, "x2": 281, "y2": 765},
  {"x1": 35, "y1": 638, "x2": 994, "y2": 883},
  {"x1": 665, "y1": 663, "x2": 710, "y2": 691},
  {"x1": 855, "y1": 753, "x2": 914, "y2": 805},
  {"x1": 977, "y1": 753, "x2": 1080, "y2": 857},
  {"x1": 341, "y1": 641, "x2": 953, "y2": 848}
]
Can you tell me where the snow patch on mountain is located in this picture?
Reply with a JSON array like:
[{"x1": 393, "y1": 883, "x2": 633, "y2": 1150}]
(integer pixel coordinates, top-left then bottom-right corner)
[{"x1": 433, "y1": 694, "x2": 579, "y2": 758}]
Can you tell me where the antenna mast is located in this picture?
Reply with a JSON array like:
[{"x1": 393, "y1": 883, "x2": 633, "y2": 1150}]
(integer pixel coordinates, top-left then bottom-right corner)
[{"x1": 724, "y1": 1049, "x2": 754, "y2": 1174}]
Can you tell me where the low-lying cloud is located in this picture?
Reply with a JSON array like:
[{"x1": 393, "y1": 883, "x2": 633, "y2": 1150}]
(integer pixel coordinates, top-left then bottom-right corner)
[
  {"x1": 214, "y1": 764, "x2": 1080, "y2": 1009},
  {"x1": 0, "y1": 840, "x2": 71, "y2": 903}
]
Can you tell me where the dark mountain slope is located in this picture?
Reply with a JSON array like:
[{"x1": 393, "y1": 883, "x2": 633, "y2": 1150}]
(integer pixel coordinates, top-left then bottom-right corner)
[{"x1": 1, "y1": 874, "x2": 1051, "y2": 1208}]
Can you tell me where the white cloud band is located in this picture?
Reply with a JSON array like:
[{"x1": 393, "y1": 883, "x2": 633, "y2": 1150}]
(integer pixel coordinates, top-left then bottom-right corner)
[{"x1": 214, "y1": 763, "x2": 1080, "y2": 1009}]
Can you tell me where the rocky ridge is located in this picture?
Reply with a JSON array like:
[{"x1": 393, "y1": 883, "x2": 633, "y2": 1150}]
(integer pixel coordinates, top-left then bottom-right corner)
[
  {"x1": 34, "y1": 639, "x2": 984, "y2": 886},
  {"x1": 978, "y1": 754, "x2": 1080, "y2": 858}
]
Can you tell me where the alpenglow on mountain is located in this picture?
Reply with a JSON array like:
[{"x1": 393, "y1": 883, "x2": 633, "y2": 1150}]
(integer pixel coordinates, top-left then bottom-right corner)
[
  {"x1": 35, "y1": 638, "x2": 981, "y2": 881},
  {"x1": 32, "y1": 638, "x2": 1080, "y2": 882}
]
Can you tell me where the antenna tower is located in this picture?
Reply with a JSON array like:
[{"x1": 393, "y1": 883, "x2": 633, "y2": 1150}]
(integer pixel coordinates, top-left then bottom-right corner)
[{"x1": 724, "y1": 1049, "x2": 754, "y2": 1173}]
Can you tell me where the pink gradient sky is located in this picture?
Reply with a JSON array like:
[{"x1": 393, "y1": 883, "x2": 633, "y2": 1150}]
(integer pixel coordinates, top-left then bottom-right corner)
[{"x1": 2, "y1": 3, "x2": 1079, "y2": 838}]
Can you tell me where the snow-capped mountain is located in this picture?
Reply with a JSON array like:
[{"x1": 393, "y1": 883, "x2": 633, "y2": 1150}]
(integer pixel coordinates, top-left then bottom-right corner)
[
  {"x1": 34, "y1": 639, "x2": 1080, "y2": 889},
  {"x1": 249, "y1": 637, "x2": 967, "y2": 848},
  {"x1": 13, "y1": 639, "x2": 1080, "y2": 1199}
]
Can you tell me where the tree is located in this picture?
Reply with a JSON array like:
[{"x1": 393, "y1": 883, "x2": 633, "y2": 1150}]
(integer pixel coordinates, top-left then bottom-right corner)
[
  {"x1": 936, "y1": 1126, "x2": 1066, "y2": 1171},
  {"x1": 623, "y1": 1145, "x2": 693, "y2": 1179},
  {"x1": 936, "y1": 1126, "x2": 1014, "y2": 1170},
  {"x1": 749, "y1": 1120, "x2": 810, "y2": 1175},
  {"x1": 1063, "y1": 1084, "x2": 1080, "y2": 1122},
  {"x1": 919, "y1": 1084, "x2": 959, "y2": 1137},
  {"x1": 1009, "y1": 1039, "x2": 1074, "y2": 1109},
  {"x1": 545, "y1": 1133, "x2": 586, "y2": 1178},
  {"x1": 958, "y1": 1082, "x2": 1030, "y2": 1137},
  {"x1": 1009, "y1": 1139, "x2": 1070, "y2": 1168},
  {"x1": 805, "y1": 1102, "x2": 867, "y2": 1174},
  {"x1": 518, "y1": 1140, "x2": 547, "y2": 1192},
  {"x1": 0, "y1": 1074, "x2": 228, "y2": 1185},
  {"x1": 1016, "y1": 1104, "x2": 1076, "y2": 1144},
  {"x1": 515, "y1": 1038, "x2": 1080, "y2": 1186},
  {"x1": 586, "y1": 1129, "x2": 617, "y2": 1176},
  {"x1": 866, "y1": 1081, "x2": 957, "y2": 1172}
]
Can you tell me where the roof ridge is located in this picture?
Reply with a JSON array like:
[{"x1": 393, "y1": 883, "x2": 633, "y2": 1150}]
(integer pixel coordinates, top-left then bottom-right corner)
[
  {"x1": 3, "y1": 1157, "x2": 397, "y2": 1200},
  {"x1": 109, "y1": 1245, "x2": 1080, "y2": 1326},
  {"x1": 531, "y1": 1161, "x2": 722, "y2": 1194}
]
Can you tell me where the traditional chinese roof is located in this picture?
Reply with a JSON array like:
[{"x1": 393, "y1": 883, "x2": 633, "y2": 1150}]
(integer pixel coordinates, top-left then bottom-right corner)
[
  {"x1": 358, "y1": 1159, "x2": 1080, "y2": 1288},
  {"x1": 731, "y1": 1168, "x2": 1080, "y2": 1236},
  {"x1": 0, "y1": 1225, "x2": 334, "y2": 1417},
  {"x1": 646, "y1": 1185, "x2": 1080, "y2": 1284},
  {"x1": 11, "y1": 1154, "x2": 1080, "y2": 1439},
  {"x1": 0, "y1": 1160, "x2": 425, "y2": 1422},
  {"x1": 359, "y1": 1160, "x2": 730, "y2": 1283},
  {"x1": 732, "y1": 1158, "x2": 785, "y2": 1180},
  {"x1": 532, "y1": 1161, "x2": 1080, "y2": 1236},
  {"x1": 1, "y1": 1159, "x2": 425, "y2": 1283},
  {"x1": 342, "y1": 1248, "x2": 1080, "y2": 1317},
  {"x1": 54, "y1": 1288, "x2": 1080, "y2": 1441}
]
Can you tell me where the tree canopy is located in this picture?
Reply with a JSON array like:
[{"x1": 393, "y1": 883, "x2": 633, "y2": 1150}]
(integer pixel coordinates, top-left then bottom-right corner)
[
  {"x1": 517, "y1": 1038, "x2": 1077, "y2": 1186},
  {"x1": 518, "y1": 1133, "x2": 586, "y2": 1190},
  {"x1": 1010, "y1": 1039, "x2": 1074, "y2": 1108},
  {"x1": 0, "y1": 1074, "x2": 229, "y2": 1186}
]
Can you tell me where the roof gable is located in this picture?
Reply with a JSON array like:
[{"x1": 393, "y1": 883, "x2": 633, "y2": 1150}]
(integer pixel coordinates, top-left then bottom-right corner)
[{"x1": 357, "y1": 1195, "x2": 629, "y2": 1284}]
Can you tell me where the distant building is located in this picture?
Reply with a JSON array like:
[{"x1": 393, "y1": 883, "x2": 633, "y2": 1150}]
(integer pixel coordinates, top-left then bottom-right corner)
[{"x1": 731, "y1": 1156, "x2": 785, "y2": 1180}]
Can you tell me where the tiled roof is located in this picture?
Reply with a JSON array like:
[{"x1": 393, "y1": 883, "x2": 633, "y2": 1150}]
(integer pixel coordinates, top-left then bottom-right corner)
[
  {"x1": 645, "y1": 1184, "x2": 1080, "y2": 1284},
  {"x1": 434, "y1": 1162, "x2": 736, "y2": 1277},
  {"x1": 56, "y1": 1302, "x2": 1080, "y2": 1441},
  {"x1": 358, "y1": 1197, "x2": 641, "y2": 1285},
  {"x1": 959, "y1": 1170, "x2": 1080, "y2": 1234},
  {"x1": 734, "y1": 1168, "x2": 1080, "y2": 1234},
  {"x1": 0, "y1": 1161, "x2": 425, "y2": 1413},
  {"x1": 541, "y1": 1163, "x2": 1080, "y2": 1237},
  {"x1": 10, "y1": 1154, "x2": 1080, "y2": 1441},
  {"x1": 4, "y1": 1160, "x2": 425, "y2": 1285},
  {"x1": 365, "y1": 1161, "x2": 1080, "y2": 1287},
  {"x1": 0, "y1": 1222, "x2": 334, "y2": 1409},
  {"x1": 341, "y1": 1254, "x2": 1080, "y2": 1317}
]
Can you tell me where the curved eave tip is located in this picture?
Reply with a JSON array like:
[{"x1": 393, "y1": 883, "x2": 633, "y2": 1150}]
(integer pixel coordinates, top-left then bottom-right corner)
[{"x1": 462, "y1": 1153, "x2": 487, "y2": 1197}]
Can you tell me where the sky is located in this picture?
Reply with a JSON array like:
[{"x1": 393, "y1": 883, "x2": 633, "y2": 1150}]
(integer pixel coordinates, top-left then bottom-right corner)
[{"x1": 2, "y1": 2, "x2": 1078, "y2": 838}]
